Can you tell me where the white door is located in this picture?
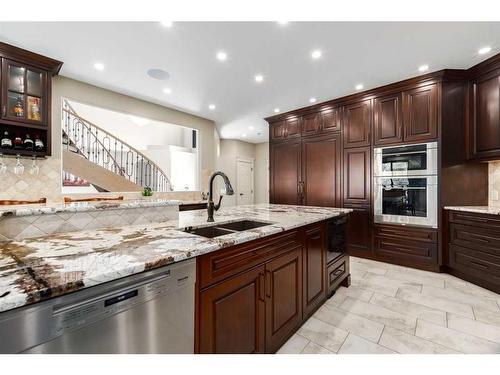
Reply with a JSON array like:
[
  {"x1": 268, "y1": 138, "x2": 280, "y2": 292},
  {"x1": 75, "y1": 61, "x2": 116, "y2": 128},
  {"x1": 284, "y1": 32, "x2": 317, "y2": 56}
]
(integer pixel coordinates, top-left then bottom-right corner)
[{"x1": 236, "y1": 159, "x2": 254, "y2": 205}]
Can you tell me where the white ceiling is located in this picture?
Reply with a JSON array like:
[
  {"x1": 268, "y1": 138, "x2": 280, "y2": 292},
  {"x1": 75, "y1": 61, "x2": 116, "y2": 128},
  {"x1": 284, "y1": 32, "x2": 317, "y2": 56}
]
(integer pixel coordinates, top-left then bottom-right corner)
[{"x1": 0, "y1": 22, "x2": 499, "y2": 143}]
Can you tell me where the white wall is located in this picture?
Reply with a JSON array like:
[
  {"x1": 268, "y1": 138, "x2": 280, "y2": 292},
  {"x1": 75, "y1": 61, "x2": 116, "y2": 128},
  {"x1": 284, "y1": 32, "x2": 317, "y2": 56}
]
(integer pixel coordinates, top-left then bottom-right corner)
[{"x1": 254, "y1": 142, "x2": 269, "y2": 204}]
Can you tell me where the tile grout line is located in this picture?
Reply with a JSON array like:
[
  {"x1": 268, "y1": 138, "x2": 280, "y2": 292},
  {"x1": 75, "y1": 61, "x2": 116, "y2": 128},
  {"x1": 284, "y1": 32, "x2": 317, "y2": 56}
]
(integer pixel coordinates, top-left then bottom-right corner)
[{"x1": 377, "y1": 325, "x2": 386, "y2": 344}]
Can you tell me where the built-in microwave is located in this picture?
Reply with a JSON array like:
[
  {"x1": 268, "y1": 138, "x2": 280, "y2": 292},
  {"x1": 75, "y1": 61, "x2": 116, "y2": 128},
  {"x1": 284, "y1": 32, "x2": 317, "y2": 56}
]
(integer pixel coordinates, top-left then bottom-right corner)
[
  {"x1": 374, "y1": 175, "x2": 438, "y2": 228},
  {"x1": 373, "y1": 142, "x2": 438, "y2": 177}
]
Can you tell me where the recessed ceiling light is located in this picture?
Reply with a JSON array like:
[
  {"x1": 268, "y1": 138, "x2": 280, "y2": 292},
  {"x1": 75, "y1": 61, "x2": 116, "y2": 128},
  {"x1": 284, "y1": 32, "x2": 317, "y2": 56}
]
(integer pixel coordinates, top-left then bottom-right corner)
[
  {"x1": 418, "y1": 65, "x2": 429, "y2": 72},
  {"x1": 93, "y1": 62, "x2": 104, "y2": 71},
  {"x1": 311, "y1": 50, "x2": 322, "y2": 60},
  {"x1": 160, "y1": 21, "x2": 173, "y2": 28},
  {"x1": 147, "y1": 68, "x2": 170, "y2": 80},
  {"x1": 242, "y1": 133, "x2": 247, "y2": 137},
  {"x1": 249, "y1": 126, "x2": 255, "y2": 130},
  {"x1": 277, "y1": 21, "x2": 289, "y2": 25},
  {"x1": 478, "y1": 46, "x2": 492, "y2": 55},
  {"x1": 254, "y1": 74, "x2": 264, "y2": 83},
  {"x1": 309, "y1": 98, "x2": 317, "y2": 103},
  {"x1": 355, "y1": 84, "x2": 364, "y2": 90},
  {"x1": 209, "y1": 104, "x2": 216, "y2": 110},
  {"x1": 162, "y1": 87, "x2": 172, "y2": 94},
  {"x1": 216, "y1": 51, "x2": 227, "y2": 61},
  {"x1": 274, "y1": 108, "x2": 280, "y2": 113}
]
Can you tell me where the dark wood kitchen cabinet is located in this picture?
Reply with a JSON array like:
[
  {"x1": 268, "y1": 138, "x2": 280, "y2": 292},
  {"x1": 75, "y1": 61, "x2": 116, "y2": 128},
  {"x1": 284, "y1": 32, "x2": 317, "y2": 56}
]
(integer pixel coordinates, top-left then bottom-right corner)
[
  {"x1": 402, "y1": 83, "x2": 438, "y2": 143},
  {"x1": 467, "y1": 66, "x2": 500, "y2": 160},
  {"x1": 0, "y1": 42, "x2": 62, "y2": 157},
  {"x1": 196, "y1": 222, "x2": 349, "y2": 353},
  {"x1": 270, "y1": 140, "x2": 301, "y2": 205},
  {"x1": 446, "y1": 210, "x2": 500, "y2": 293},
  {"x1": 343, "y1": 99, "x2": 372, "y2": 148},
  {"x1": 302, "y1": 223, "x2": 326, "y2": 319},
  {"x1": 345, "y1": 204, "x2": 372, "y2": 257},
  {"x1": 343, "y1": 146, "x2": 371, "y2": 205},
  {"x1": 301, "y1": 107, "x2": 342, "y2": 137},
  {"x1": 373, "y1": 93, "x2": 403, "y2": 145},
  {"x1": 374, "y1": 224, "x2": 438, "y2": 271},
  {"x1": 302, "y1": 134, "x2": 342, "y2": 207},
  {"x1": 265, "y1": 246, "x2": 303, "y2": 353},
  {"x1": 271, "y1": 117, "x2": 301, "y2": 140},
  {"x1": 198, "y1": 265, "x2": 265, "y2": 353}
]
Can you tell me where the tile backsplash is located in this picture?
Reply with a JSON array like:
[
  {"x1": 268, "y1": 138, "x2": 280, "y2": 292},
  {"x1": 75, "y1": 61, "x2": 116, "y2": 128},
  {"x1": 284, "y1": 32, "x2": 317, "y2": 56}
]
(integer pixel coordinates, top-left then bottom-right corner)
[
  {"x1": 489, "y1": 161, "x2": 500, "y2": 207},
  {"x1": 0, "y1": 204, "x2": 179, "y2": 242}
]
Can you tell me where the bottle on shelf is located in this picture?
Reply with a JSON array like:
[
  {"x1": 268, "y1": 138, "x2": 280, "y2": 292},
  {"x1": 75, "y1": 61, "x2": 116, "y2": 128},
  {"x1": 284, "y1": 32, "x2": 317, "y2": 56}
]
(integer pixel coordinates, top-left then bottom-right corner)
[
  {"x1": 24, "y1": 134, "x2": 34, "y2": 150},
  {"x1": 1, "y1": 131, "x2": 12, "y2": 149},
  {"x1": 14, "y1": 97, "x2": 24, "y2": 118},
  {"x1": 14, "y1": 133, "x2": 23, "y2": 149},
  {"x1": 34, "y1": 134, "x2": 44, "y2": 152}
]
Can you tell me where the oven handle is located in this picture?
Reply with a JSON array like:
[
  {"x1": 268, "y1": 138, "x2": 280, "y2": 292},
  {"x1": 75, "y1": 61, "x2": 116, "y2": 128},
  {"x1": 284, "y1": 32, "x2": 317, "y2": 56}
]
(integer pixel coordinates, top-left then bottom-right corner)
[
  {"x1": 382, "y1": 186, "x2": 427, "y2": 191},
  {"x1": 380, "y1": 150, "x2": 428, "y2": 157}
]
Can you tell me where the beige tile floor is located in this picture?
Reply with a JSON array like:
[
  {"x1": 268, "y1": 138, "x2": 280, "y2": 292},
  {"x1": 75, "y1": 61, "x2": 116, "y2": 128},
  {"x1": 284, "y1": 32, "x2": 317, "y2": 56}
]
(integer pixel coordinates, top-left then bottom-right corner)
[{"x1": 277, "y1": 257, "x2": 500, "y2": 354}]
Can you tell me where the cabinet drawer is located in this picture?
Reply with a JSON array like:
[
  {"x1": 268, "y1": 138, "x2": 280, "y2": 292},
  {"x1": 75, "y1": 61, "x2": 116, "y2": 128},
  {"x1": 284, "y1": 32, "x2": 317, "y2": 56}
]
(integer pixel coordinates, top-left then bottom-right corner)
[
  {"x1": 449, "y1": 244, "x2": 500, "y2": 284},
  {"x1": 327, "y1": 256, "x2": 349, "y2": 293},
  {"x1": 374, "y1": 236, "x2": 437, "y2": 263},
  {"x1": 374, "y1": 225, "x2": 437, "y2": 243},
  {"x1": 198, "y1": 230, "x2": 302, "y2": 289},
  {"x1": 449, "y1": 223, "x2": 500, "y2": 256},
  {"x1": 448, "y1": 210, "x2": 500, "y2": 230}
]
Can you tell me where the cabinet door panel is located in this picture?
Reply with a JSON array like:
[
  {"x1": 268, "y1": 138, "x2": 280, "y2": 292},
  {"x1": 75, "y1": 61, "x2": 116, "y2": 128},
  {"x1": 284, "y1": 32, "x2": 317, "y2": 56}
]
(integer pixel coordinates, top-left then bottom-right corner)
[
  {"x1": 343, "y1": 146, "x2": 371, "y2": 205},
  {"x1": 345, "y1": 205, "x2": 372, "y2": 257},
  {"x1": 343, "y1": 99, "x2": 371, "y2": 148},
  {"x1": 301, "y1": 112, "x2": 321, "y2": 136},
  {"x1": 321, "y1": 107, "x2": 342, "y2": 133},
  {"x1": 285, "y1": 117, "x2": 301, "y2": 138},
  {"x1": 303, "y1": 224, "x2": 326, "y2": 318},
  {"x1": 270, "y1": 120, "x2": 285, "y2": 140},
  {"x1": 469, "y1": 74, "x2": 500, "y2": 159},
  {"x1": 302, "y1": 134, "x2": 341, "y2": 207},
  {"x1": 403, "y1": 83, "x2": 438, "y2": 142},
  {"x1": 198, "y1": 265, "x2": 265, "y2": 354},
  {"x1": 374, "y1": 93, "x2": 402, "y2": 145},
  {"x1": 271, "y1": 141, "x2": 301, "y2": 204},
  {"x1": 265, "y1": 247, "x2": 303, "y2": 353}
]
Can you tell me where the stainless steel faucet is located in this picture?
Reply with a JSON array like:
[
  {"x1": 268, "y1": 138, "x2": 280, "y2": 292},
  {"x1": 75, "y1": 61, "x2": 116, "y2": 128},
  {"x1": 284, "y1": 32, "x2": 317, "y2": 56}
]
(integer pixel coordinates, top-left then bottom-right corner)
[{"x1": 207, "y1": 171, "x2": 234, "y2": 222}]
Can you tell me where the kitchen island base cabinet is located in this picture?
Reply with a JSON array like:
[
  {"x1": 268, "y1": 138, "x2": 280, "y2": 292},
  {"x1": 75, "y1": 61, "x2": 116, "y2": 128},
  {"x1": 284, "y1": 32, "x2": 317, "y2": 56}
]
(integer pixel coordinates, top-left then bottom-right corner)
[
  {"x1": 265, "y1": 246, "x2": 303, "y2": 354},
  {"x1": 198, "y1": 265, "x2": 265, "y2": 354},
  {"x1": 196, "y1": 219, "x2": 349, "y2": 354}
]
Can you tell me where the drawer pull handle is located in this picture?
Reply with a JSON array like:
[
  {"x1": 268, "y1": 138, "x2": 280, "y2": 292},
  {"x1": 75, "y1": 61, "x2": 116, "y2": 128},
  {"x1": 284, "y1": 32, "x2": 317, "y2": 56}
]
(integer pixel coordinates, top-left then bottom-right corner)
[
  {"x1": 259, "y1": 273, "x2": 265, "y2": 302},
  {"x1": 458, "y1": 215, "x2": 488, "y2": 223},
  {"x1": 332, "y1": 269, "x2": 344, "y2": 276},
  {"x1": 469, "y1": 260, "x2": 489, "y2": 270},
  {"x1": 468, "y1": 234, "x2": 490, "y2": 243}
]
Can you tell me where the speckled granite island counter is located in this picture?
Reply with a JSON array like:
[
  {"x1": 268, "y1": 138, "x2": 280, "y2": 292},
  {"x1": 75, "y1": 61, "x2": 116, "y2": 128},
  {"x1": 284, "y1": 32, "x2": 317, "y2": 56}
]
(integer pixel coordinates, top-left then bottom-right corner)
[
  {"x1": 444, "y1": 206, "x2": 500, "y2": 215},
  {"x1": 0, "y1": 204, "x2": 351, "y2": 314}
]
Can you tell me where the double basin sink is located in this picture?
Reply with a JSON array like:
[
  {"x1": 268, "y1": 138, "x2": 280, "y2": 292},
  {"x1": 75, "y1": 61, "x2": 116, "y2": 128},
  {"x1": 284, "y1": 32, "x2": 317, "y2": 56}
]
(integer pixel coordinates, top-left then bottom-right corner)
[{"x1": 183, "y1": 219, "x2": 273, "y2": 238}]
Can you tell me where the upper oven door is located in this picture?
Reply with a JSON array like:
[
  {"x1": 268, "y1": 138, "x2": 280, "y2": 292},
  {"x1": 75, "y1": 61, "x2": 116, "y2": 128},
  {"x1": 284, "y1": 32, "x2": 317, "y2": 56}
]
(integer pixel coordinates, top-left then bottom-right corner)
[
  {"x1": 374, "y1": 142, "x2": 438, "y2": 177},
  {"x1": 374, "y1": 176, "x2": 438, "y2": 228}
]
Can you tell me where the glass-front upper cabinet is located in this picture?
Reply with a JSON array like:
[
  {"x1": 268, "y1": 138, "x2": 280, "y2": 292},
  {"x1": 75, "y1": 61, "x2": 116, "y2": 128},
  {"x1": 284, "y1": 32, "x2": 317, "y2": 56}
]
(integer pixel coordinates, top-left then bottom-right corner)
[{"x1": 1, "y1": 59, "x2": 47, "y2": 125}]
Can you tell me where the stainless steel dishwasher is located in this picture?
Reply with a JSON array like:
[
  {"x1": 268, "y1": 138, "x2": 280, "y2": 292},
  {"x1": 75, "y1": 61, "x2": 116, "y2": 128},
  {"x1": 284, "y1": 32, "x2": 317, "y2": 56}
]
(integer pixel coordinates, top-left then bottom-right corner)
[{"x1": 0, "y1": 258, "x2": 195, "y2": 354}]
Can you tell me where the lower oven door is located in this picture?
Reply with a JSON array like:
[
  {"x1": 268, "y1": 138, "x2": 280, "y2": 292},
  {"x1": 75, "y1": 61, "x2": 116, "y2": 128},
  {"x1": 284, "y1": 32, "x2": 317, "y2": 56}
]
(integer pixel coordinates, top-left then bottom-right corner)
[{"x1": 374, "y1": 176, "x2": 438, "y2": 228}]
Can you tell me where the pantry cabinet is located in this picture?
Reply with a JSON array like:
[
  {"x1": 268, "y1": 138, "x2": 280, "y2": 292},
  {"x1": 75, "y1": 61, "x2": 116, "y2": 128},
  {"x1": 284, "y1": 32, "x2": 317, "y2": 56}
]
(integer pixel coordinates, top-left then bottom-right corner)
[{"x1": 0, "y1": 42, "x2": 62, "y2": 157}]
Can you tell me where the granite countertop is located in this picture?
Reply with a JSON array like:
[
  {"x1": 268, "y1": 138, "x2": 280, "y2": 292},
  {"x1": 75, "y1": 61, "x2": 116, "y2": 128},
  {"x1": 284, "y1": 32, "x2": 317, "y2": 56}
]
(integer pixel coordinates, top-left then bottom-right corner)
[
  {"x1": 0, "y1": 204, "x2": 351, "y2": 313},
  {"x1": 0, "y1": 199, "x2": 182, "y2": 218},
  {"x1": 444, "y1": 206, "x2": 500, "y2": 215}
]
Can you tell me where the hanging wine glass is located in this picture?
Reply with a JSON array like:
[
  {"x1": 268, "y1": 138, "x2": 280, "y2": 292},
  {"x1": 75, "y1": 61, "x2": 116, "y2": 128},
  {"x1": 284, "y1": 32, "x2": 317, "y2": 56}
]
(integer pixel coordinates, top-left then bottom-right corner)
[
  {"x1": 29, "y1": 156, "x2": 39, "y2": 175},
  {"x1": 0, "y1": 154, "x2": 6, "y2": 175},
  {"x1": 13, "y1": 155, "x2": 24, "y2": 175}
]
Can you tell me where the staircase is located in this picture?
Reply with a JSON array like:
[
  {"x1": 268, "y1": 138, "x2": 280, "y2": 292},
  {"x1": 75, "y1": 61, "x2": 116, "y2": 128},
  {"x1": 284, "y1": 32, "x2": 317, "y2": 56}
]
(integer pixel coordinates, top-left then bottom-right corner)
[{"x1": 62, "y1": 100, "x2": 172, "y2": 192}]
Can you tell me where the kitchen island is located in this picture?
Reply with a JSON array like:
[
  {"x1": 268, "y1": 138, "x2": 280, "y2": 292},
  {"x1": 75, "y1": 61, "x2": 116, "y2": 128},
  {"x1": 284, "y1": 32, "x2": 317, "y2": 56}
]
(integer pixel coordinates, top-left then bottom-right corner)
[{"x1": 0, "y1": 203, "x2": 350, "y2": 353}]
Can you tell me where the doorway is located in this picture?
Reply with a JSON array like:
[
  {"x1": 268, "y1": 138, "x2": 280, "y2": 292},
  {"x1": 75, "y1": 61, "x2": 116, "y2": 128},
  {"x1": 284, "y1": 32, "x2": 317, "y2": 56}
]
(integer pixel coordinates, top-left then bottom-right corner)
[{"x1": 236, "y1": 158, "x2": 254, "y2": 205}]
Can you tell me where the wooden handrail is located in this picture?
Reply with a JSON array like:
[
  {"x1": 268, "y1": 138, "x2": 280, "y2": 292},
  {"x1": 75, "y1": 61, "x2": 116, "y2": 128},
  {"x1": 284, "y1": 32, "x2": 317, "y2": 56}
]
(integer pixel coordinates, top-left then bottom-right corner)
[
  {"x1": 0, "y1": 198, "x2": 46, "y2": 206},
  {"x1": 64, "y1": 196, "x2": 124, "y2": 203}
]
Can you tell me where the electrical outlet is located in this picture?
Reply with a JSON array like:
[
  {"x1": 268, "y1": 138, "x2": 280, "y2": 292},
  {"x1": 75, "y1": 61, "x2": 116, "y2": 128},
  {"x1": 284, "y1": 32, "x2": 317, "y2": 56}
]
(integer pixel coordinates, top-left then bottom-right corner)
[{"x1": 490, "y1": 189, "x2": 499, "y2": 201}]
